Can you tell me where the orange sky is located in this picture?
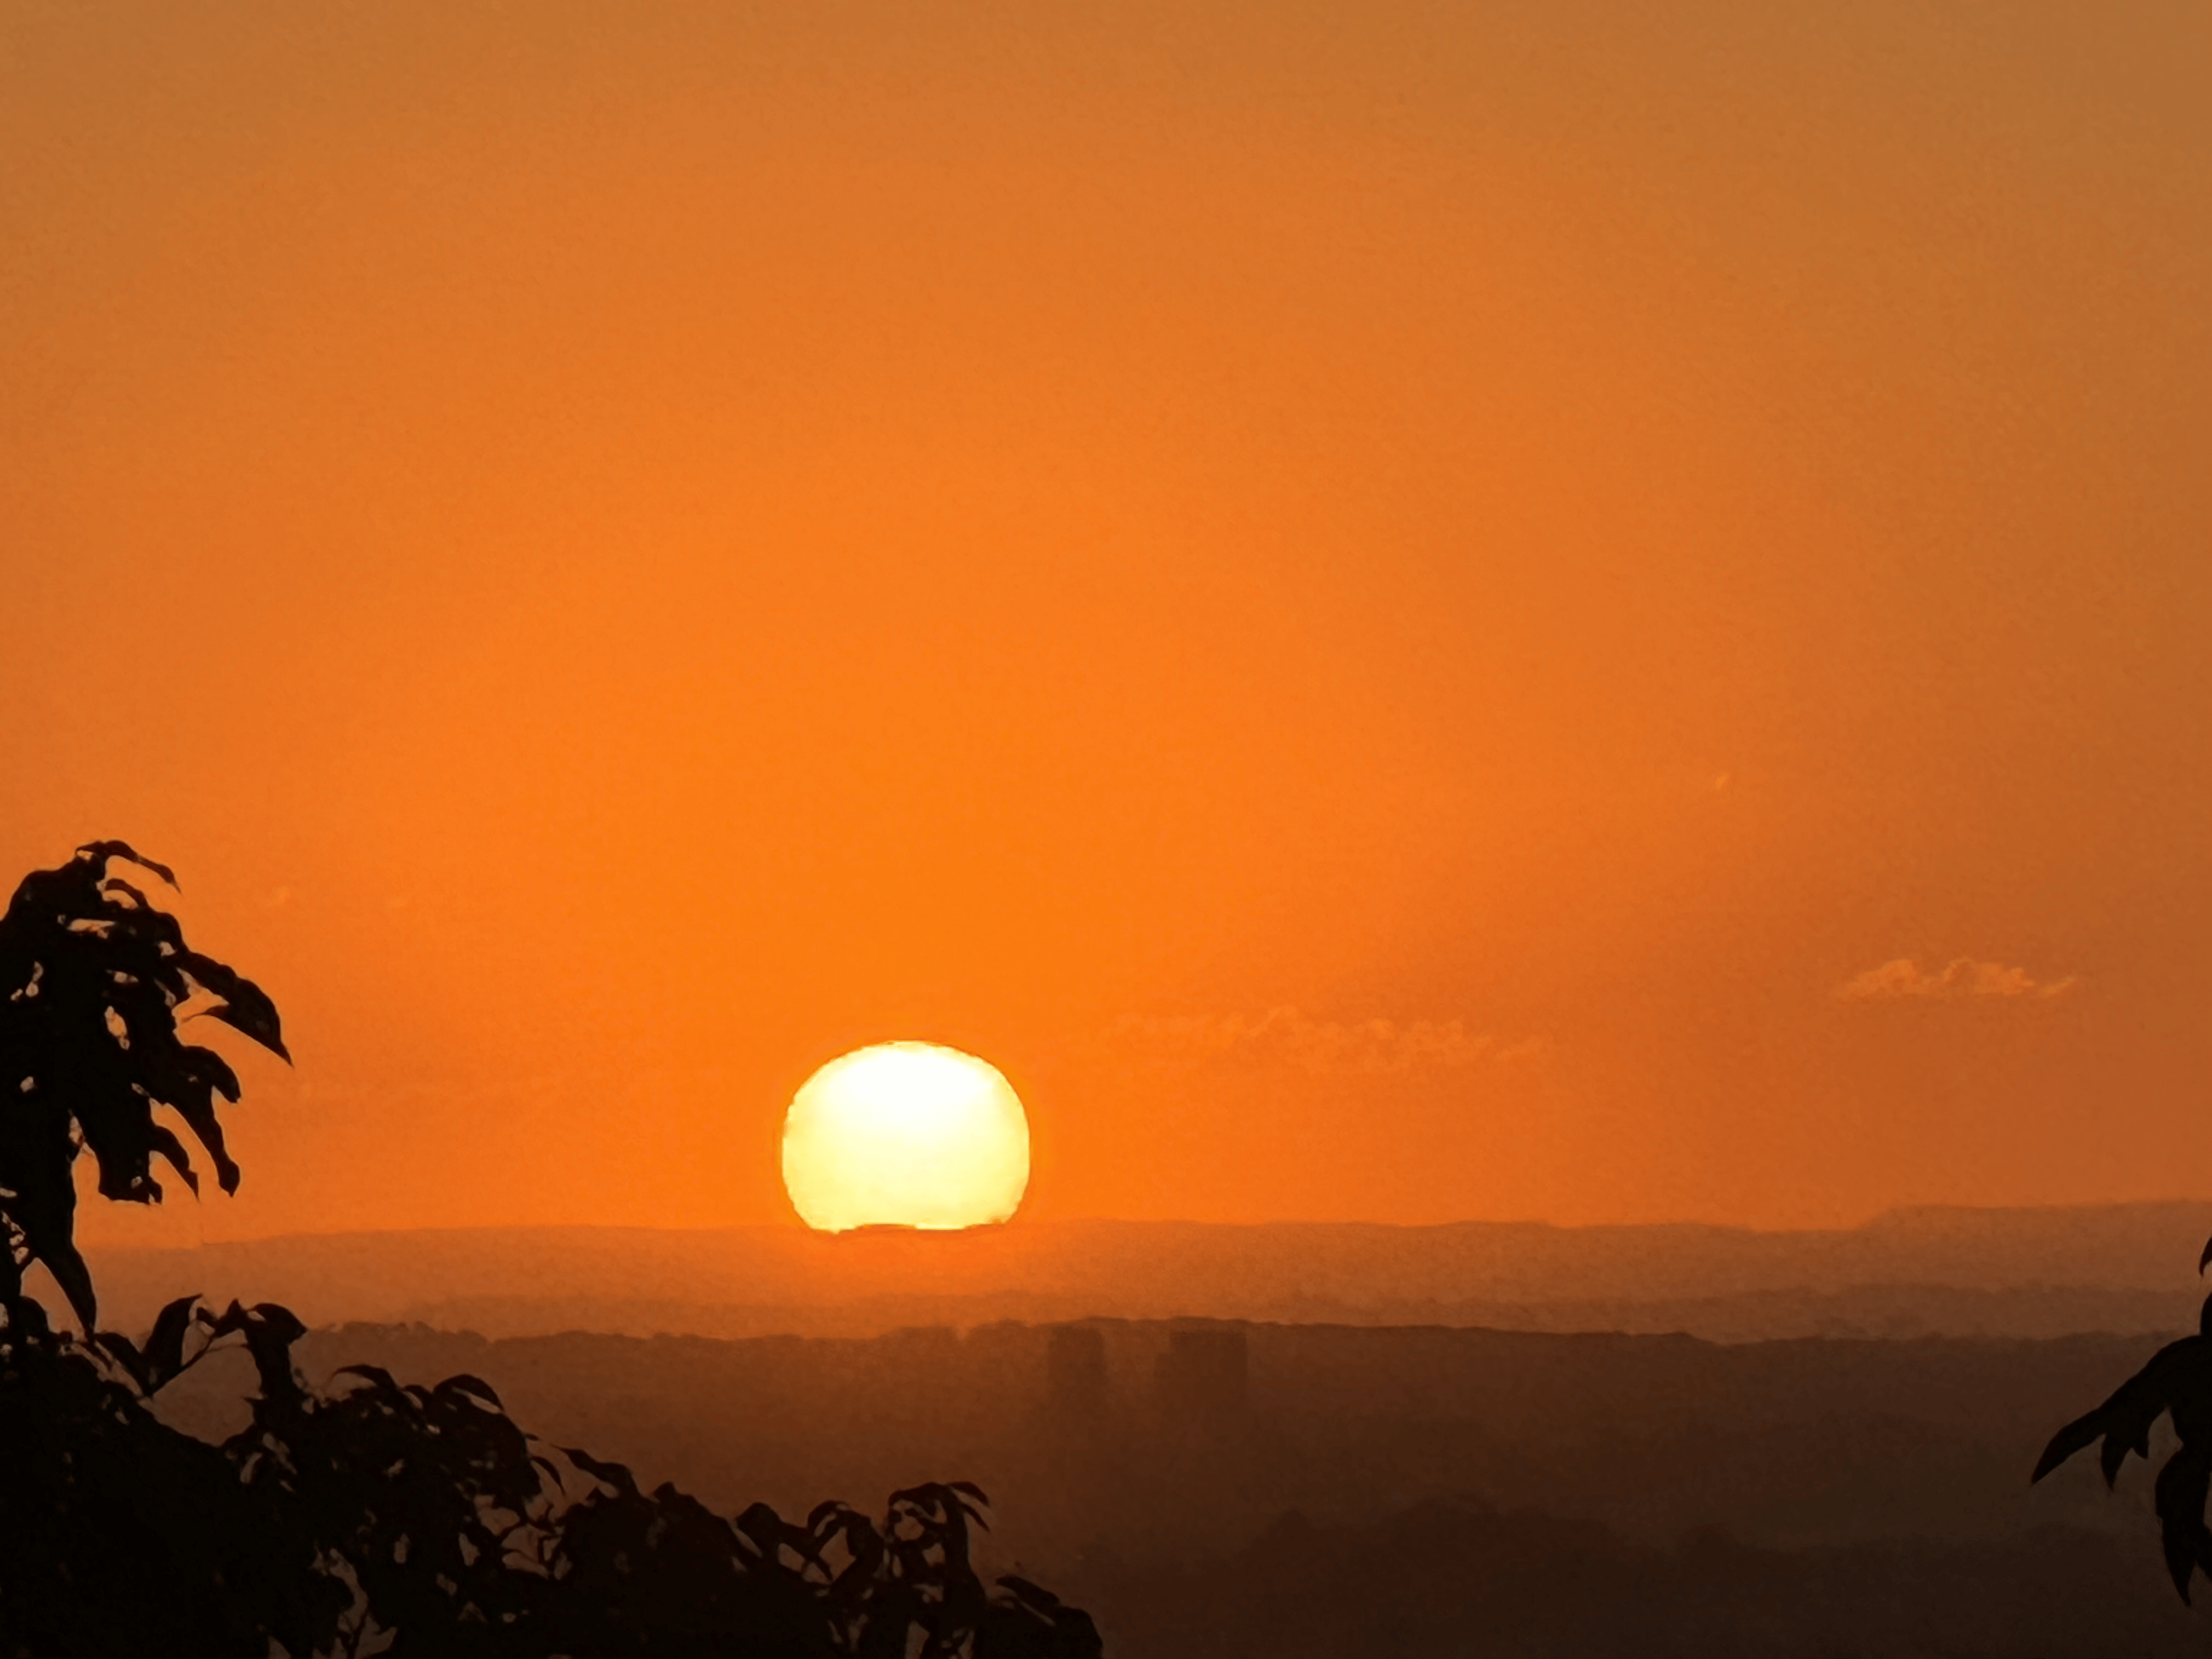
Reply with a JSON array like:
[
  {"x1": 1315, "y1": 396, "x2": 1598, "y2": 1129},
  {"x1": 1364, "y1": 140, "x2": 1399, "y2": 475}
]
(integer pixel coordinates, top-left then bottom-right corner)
[{"x1": 5, "y1": 2, "x2": 2208, "y2": 1242}]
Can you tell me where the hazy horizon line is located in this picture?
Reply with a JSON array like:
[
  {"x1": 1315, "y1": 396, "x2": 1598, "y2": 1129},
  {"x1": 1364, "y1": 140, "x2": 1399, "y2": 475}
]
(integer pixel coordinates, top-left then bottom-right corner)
[{"x1": 80, "y1": 1197, "x2": 2212, "y2": 1253}]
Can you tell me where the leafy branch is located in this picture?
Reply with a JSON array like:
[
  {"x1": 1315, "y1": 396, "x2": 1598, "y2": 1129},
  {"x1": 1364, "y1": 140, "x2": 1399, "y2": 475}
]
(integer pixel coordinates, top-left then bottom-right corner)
[{"x1": 0, "y1": 841, "x2": 288, "y2": 1328}]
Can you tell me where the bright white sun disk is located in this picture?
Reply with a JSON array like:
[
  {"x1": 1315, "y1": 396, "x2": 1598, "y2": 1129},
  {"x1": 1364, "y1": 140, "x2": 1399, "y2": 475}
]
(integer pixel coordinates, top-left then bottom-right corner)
[{"x1": 781, "y1": 1042, "x2": 1030, "y2": 1232}]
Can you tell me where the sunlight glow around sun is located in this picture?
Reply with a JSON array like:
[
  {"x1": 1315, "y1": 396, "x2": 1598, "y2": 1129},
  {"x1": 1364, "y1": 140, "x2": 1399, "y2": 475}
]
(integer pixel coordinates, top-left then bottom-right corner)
[{"x1": 781, "y1": 1042, "x2": 1030, "y2": 1232}]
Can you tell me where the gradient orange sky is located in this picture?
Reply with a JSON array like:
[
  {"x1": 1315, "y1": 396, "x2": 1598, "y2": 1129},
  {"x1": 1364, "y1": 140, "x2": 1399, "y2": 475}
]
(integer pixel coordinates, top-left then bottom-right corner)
[{"x1": 5, "y1": 2, "x2": 2207, "y2": 1242}]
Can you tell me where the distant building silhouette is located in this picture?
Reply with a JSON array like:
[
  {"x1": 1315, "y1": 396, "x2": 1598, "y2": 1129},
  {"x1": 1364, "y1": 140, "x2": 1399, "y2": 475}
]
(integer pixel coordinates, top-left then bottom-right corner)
[{"x1": 1045, "y1": 1323, "x2": 1109, "y2": 1420}]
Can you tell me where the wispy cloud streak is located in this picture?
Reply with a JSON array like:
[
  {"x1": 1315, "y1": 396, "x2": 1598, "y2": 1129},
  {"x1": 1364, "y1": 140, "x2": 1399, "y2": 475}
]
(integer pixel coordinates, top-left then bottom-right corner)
[
  {"x1": 1115, "y1": 1007, "x2": 1545, "y2": 1073},
  {"x1": 1836, "y1": 958, "x2": 2078, "y2": 1002}
]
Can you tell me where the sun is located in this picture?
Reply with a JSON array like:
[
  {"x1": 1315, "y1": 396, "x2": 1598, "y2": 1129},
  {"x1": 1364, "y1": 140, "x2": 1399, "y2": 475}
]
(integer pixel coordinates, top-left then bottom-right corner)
[{"x1": 781, "y1": 1042, "x2": 1030, "y2": 1232}]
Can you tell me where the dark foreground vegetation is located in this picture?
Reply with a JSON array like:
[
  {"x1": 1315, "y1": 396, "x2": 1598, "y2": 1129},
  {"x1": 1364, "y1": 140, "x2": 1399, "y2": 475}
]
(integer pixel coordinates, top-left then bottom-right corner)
[
  {"x1": 1070, "y1": 1498, "x2": 2211, "y2": 1659},
  {"x1": 0, "y1": 1291, "x2": 1094, "y2": 1656},
  {"x1": 0, "y1": 843, "x2": 1097, "y2": 1656}
]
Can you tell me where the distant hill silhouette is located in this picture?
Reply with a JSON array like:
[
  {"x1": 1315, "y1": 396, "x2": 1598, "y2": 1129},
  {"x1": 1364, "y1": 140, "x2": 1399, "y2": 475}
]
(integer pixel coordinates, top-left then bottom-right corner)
[
  {"x1": 150, "y1": 1315, "x2": 2196, "y2": 1573},
  {"x1": 78, "y1": 1202, "x2": 2212, "y2": 1343}
]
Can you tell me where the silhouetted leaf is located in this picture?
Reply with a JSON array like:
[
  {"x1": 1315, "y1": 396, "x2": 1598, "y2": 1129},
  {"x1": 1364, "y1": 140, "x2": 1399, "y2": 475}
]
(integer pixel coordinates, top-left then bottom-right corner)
[
  {"x1": 179, "y1": 952, "x2": 289, "y2": 1062},
  {"x1": 142, "y1": 1293, "x2": 204, "y2": 1389},
  {"x1": 167, "y1": 1085, "x2": 243, "y2": 1194},
  {"x1": 561, "y1": 1446, "x2": 640, "y2": 1496},
  {"x1": 738, "y1": 1500, "x2": 788, "y2": 1560},
  {"x1": 145, "y1": 1121, "x2": 200, "y2": 1195},
  {"x1": 36, "y1": 1232, "x2": 96, "y2": 1333},
  {"x1": 434, "y1": 1372, "x2": 504, "y2": 1409},
  {"x1": 996, "y1": 1576, "x2": 1062, "y2": 1613},
  {"x1": 146, "y1": 1042, "x2": 242, "y2": 1106},
  {"x1": 210, "y1": 1301, "x2": 306, "y2": 1402},
  {"x1": 94, "y1": 1330, "x2": 151, "y2": 1391},
  {"x1": 2158, "y1": 1439, "x2": 2212, "y2": 1601},
  {"x1": 75, "y1": 840, "x2": 177, "y2": 889},
  {"x1": 2034, "y1": 1410, "x2": 2106, "y2": 1485},
  {"x1": 98, "y1": 876, "x2": 156, "y2": 917}
]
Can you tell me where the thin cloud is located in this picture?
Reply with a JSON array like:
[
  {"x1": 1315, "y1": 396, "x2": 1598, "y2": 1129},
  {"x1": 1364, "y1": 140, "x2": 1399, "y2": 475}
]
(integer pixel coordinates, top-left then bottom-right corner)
[
  {"x1": 1836, "y1": 958, "x2": 2079, "y2": 1003},
  {"x1": 1115, "y1": 1007, "x2": 1544, "y2": 1074}
]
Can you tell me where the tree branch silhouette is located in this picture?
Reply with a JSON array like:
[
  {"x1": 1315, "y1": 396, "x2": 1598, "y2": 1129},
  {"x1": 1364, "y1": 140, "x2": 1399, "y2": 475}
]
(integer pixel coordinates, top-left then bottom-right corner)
[
  {"x1": 0, "y1": 842, "x2": 1102, "y2": 1657},
  {"x1": 2034, "y1": 1257, "x2": 2212, "y2": 1602}
]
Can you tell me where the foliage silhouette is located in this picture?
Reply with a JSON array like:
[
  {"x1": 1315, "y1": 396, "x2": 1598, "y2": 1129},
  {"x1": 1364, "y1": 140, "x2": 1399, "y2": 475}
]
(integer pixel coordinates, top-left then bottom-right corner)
[
  {"x1": 0, "y1": 845, "x2": 1102, "y2": 1657},
  {"x1": 0, "y1": 840, "x2": 286, "y2": 1330},
  {"x1": 2035, "y1": 1261, "x2": 2212, "y2": 1602}
]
